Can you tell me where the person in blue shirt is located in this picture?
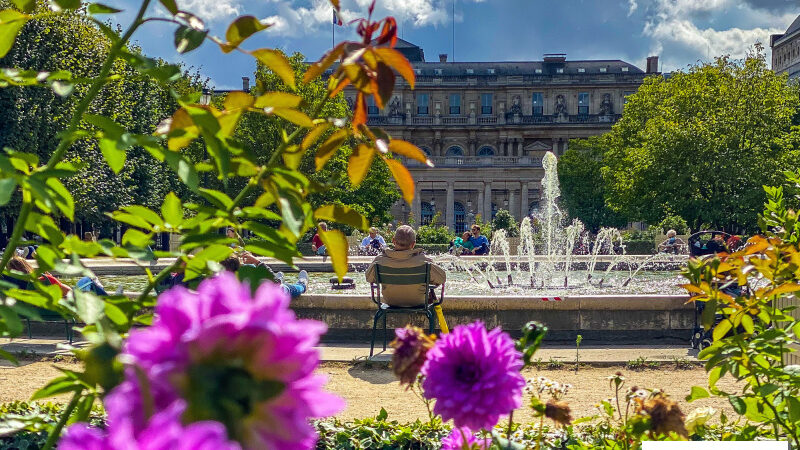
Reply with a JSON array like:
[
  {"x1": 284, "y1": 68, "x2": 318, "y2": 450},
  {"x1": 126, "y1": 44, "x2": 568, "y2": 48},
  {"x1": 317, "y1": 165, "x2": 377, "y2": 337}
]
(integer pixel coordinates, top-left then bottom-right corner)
[
  {"x1": 467, "y1": 224, "x2": 490, "y2": 255},
  {"x1": 360, "y1": 227, "x2": 387, "y2": 255}
]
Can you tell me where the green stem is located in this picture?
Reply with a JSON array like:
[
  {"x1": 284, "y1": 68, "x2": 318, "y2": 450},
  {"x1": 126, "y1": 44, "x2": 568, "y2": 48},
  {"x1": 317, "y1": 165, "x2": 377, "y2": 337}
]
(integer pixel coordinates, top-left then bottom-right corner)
[
  {"x1": 41, "y1": 390, "x2": 81, "y2": 450},
  {"x1": 0, "y1": 0, "x2": 153, "y2": 278},
  {"x1": 228, "y1": 95, "x2": 332, "y2": 212},
  {"x1": 137, "y1": 257, "x2": 183, "y2": 303},
  {"x1": 534, "y1": 415, "x2": 545, "y2": 450},
  {"x1": 506, "y1": 410, "x2": 514, "y2": 448}
]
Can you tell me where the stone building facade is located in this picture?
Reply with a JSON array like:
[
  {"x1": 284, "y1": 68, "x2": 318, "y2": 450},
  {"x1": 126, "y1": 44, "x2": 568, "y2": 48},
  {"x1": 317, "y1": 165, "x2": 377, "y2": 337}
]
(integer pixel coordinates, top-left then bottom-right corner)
[
  {"x1": 345, "y1": 41, "x2": 655, "y2": 232},
  {"x1": 771, "y1": 15, "x2": 800, "y2": 79}
]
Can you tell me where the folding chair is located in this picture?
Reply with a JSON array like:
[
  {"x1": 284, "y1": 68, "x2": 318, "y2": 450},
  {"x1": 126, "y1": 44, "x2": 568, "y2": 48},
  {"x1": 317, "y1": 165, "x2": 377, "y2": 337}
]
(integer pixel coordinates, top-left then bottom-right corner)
[{"x1": 369, "y1": 263, "x2": 444, "y2": 357}]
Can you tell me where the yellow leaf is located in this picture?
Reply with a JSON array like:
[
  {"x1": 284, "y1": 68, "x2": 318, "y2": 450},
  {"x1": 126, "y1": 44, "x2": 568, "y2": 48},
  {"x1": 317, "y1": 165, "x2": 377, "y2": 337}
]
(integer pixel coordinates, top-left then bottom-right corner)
[
  {"x1": 282, "y1": 146, "x2": 303, "y2": 169},
  {"x1": 314, "y1": 204, "x2": 368, "y2": 230},
  {"x1": 712, "y1": 319, "x2": 732, "y2": 341},
  {"x1": 385, "y1": 158, "x2": 415, "y2": 203},
  {"x1": 251, "y1": 48, "x2": 296, "y2": 90},
  {"x1": 224, "y1": 15, "x2": 267, "y2": 51},
  {"x1": 302, "y1": 123, "x2": 332, "y2": 150},
  {"x1": 316, "y1": 129, "x2": 348, "y2": 171},
  {"x1": 319, "y1": 229, "x2": 348, "y2": 281},
  {"x1": 254, "y1": 92, "x2": 302, "y2": 109},
  {"x1": 223, "y1": 91, "x2": 254, "y2": 110},
  {"x1": 765, "y1": 283, "x2": 800, "y2": 298},
  {"x1": 271, "y1": 108, "x2": 313, "y2": 128},
  {"x1": 303, "y1": 43, "x2": 345, "y2": 84},
  {"x1": 389, "y1": 140, "x2": 432, "y2": 166},
  {"x1": 373, "y1": 47, "x2": 415, "y2": 89},
  {"x1": 348, "y1": 144, "x2": 375, "y2": 186}
]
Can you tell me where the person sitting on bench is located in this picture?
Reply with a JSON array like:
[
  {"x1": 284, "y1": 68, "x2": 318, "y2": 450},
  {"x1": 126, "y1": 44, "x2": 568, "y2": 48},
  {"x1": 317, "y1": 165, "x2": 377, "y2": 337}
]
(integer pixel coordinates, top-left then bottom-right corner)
[
  {"x1": 365, "y1": 225, "x2": 446, "y2": 306},
  {"x1": 5, "y1": 256, "x2": 72, "y2": 296},
  {"x1": 468, "y1": 224, "x2": 490, "y2": 255},
  {"x1": 360, "y1": 227, "x2": 386, "y2": 255}
]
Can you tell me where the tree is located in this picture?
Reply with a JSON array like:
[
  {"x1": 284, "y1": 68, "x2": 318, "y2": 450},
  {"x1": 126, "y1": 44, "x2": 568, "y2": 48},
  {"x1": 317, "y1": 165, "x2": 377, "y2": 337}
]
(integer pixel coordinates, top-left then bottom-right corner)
[
  {"x1": 491, "y1": 209, "x2": 519, "y2": 237},
  {"x1": 234, "y1": 52, "x2": 399, "y2": 225},
  {"x1": 601, "y1": 46, "x2": 800, "y2": 232},
  {"x1": 557, "y1": 137, "x2": 628, "y2": 232}
]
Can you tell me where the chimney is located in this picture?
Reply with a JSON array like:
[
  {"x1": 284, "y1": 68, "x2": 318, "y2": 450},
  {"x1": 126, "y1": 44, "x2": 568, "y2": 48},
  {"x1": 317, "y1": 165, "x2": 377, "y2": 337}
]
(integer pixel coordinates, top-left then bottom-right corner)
[
  {"x1": 646, "y1": 56, "x2": 659, "y2": 74},
  {"x1": 242, "y1": 76, "x2": 250, "y2": 92},
  {"x1": 439, "y1": 53, "x2": 448, "y2": 63}
]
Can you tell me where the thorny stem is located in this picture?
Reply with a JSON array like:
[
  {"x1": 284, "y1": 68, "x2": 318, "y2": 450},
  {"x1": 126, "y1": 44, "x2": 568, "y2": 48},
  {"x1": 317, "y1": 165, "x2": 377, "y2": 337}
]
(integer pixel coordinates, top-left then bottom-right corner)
[{"x1": 41, "y1": 390, "x2": 81, "y2": 450}]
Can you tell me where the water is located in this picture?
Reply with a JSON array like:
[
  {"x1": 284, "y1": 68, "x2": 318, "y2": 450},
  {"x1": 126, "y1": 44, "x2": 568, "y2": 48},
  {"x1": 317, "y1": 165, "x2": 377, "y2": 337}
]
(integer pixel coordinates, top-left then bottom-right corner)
[{"x1": 64, "y1": 271, "x2": 687, "y2": 297}]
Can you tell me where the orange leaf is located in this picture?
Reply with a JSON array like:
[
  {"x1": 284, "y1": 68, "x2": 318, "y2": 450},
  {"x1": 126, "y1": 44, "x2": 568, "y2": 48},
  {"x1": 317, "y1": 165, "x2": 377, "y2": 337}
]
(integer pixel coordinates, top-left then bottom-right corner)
[
  {"x1": 303, "y1": 43, "x2": 345, "y2": 84},
  {"x1": 251, "y1": 49, "x2": 296, "y2": 90},
  {"x1": 319, "y1": 229, "x2": 348, "y2": 281},
  {"x1": 348, "y1": 144, "x2": 375, "y2": 186},
  {"x1": 329, "y1": 78, "x2": 351, "y2": 98},
  {"x1": 389, "y1": 140, "x2": 432, "y2": 166},
  {"x1": 385, "y1": 158, "x2": 414, "y2": 203},
  {"x1": 316, "y1": 129, "x2": 348, "y2": 170},
  {"x1": 373, "y1": 47, "x2": 415, "y2": 89},
  {"x1": 352, "y1": 92, "x2": 367, "y2": 128}
]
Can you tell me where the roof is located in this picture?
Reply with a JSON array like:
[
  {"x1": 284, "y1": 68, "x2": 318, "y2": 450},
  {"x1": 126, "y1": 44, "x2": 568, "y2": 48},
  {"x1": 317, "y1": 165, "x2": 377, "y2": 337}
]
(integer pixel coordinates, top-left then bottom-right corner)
[
  {"x1": 787, "y1": 14, "x2": 800, "y2": 36},
  {"x1": 773, "y1": 14, "x2": 800, "y2": 47},
  {"x1": 372, "y1": 37, "x2": 425, "y2": 62},
  {"x1": 409, "y1": 60, "x2": 645, "y2": 76}
]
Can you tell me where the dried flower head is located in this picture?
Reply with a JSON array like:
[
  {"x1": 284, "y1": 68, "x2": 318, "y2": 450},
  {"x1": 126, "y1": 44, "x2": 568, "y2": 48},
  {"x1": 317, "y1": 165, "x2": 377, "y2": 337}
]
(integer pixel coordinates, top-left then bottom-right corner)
[
  {"x1": 390, "y1": 325, "x2": 436, "y2": 387},
  {"x1": 525, "y1": 377, "x2": 570, "y2": 399},
  {"x1": 637, "y1": 392, "x2": 687, "y2": 438},
  {"x1": 544, "y1": 399, "x2": 573, "y2": 426}
]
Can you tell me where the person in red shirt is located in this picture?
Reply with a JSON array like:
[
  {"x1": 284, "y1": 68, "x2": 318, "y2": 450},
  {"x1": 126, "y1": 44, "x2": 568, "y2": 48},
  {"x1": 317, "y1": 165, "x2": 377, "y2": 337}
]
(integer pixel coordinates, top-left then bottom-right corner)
[
  {"x1": 6, "y1": 256, "x2": 71, "y2": 296},
  {"x1": 311, "y1": 222, "x2": 327, "y2": 256}
]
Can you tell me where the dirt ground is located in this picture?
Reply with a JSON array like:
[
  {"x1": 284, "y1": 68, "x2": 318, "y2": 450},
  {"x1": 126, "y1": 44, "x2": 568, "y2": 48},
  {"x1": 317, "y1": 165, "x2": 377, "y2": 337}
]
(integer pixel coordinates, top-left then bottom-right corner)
[{"x1": 0, "y1": 360, "x2": 740, "y2": 424}]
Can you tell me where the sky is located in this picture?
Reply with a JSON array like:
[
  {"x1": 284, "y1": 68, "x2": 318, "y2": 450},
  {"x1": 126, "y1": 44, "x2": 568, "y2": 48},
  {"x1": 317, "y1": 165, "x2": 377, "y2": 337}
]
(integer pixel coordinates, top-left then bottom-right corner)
[{"x1": 108, "y1": 0, "x2": 800, "y2": 90}]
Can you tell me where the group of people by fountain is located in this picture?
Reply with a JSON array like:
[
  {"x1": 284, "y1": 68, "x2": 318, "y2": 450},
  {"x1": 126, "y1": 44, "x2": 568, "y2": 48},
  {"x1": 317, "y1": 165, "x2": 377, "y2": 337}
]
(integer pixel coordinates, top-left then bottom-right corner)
[{"x1": 449, "y1": 225, "x2": 491, "y2": 255}]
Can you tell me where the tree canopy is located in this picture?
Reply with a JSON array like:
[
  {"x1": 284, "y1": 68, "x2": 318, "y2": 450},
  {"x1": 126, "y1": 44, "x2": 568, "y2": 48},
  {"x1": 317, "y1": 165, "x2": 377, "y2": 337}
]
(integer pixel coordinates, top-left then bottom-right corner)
[{"x1": 561, "y1": 47, "x2": 800, "y2": 232}]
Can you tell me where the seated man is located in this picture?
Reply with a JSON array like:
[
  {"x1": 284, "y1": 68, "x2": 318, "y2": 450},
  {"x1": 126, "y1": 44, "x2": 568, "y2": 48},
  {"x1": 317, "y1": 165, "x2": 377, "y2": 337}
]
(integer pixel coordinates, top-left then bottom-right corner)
[
  {"x1": 468, "y1": 224, "x2": 490, "y2": 255},
  {"x1": 365, "y1": 225, "x2": 446, "y2": 307},
  {"x1": 360, "y1": 227, "x2": 387, "y2": 256},
  {"x1": 658, "y1": 229, "x2": 685, "y2": 254}
]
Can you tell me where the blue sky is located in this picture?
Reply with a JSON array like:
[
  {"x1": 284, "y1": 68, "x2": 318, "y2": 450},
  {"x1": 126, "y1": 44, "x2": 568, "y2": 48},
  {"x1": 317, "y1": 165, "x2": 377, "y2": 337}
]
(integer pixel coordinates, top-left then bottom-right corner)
[{"x1": 109, "y1": 0, "x2": 799, "y2": 89}]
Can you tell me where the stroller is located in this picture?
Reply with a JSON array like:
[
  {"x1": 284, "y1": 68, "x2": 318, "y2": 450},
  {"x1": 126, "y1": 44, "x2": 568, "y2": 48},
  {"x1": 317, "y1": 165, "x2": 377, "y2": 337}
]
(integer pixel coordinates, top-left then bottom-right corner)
[{"x1": 688, "y1": 231, "x2": 742, "y2": 349}]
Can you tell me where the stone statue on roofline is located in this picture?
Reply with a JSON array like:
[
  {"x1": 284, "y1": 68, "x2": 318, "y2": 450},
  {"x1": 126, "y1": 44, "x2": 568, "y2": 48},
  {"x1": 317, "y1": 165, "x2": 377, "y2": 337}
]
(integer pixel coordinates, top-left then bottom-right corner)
[
  {"x1": 389, "y1": 96, "x2": 402, "y2": 116},
  {"x1": 510, "y1": 95, "x2": 522, "y2": 115},
  {"x1": 600, "y1": 93, "x2": 613, "y2": 116},
  {"x1": 554, "y1": 94, "x2": 567, "y2": 120}
]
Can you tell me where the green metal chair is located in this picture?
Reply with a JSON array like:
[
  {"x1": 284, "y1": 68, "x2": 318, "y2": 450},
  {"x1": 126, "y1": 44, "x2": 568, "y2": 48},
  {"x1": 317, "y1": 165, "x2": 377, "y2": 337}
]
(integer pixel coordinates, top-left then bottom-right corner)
[
  {"x1": 21, "y1": 277, "x2": 75, "y2": 344},
  {"x1": 369, "y1": 263, "x2": 444, "y2": 357}
]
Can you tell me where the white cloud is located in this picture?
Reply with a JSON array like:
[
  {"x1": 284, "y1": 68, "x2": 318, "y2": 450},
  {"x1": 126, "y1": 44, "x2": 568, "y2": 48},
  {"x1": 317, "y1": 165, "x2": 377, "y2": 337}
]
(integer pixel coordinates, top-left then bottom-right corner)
[
  {"x1": 180, "y1": 0, "x2": 240, "y2": 21},
  {"x1": 627, "y1": 0, "x2": 638, "y2": 16},
  {"x1": 263, "y1": 0, "x2": 486, "y2": 37}
]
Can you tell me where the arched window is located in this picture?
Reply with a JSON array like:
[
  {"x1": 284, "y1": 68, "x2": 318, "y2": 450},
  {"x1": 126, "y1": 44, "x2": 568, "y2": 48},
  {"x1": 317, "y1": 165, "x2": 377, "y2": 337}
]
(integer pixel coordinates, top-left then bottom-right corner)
[
  {"x1": 446, "y1": 146, "x2": 463, "y2": 157},
  {"x1": 529, "y1": 202, "x2": 540, "y2": 217},
  {"x1": 477, "y1": 146, "x2": 494, "y2": 157},
  {"x1": 491, "y1": 202, "x2": 498, "y2": 220},
  {"x1": 454, "y1": 202, "x2": 466, "y2": 233},
  {"x1": 419, "y1": 146, "x2": 432, "y2": 156},
  {"x1": 421, "y1": 202, "x2": 434, "y2": 225}
]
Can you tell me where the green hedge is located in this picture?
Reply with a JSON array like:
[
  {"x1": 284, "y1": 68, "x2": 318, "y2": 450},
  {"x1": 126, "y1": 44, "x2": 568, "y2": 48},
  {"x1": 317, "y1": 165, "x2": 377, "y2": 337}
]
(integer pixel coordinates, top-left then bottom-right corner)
[{"x1": 624, "y1": 240, "x2": 654, "y2": 255}]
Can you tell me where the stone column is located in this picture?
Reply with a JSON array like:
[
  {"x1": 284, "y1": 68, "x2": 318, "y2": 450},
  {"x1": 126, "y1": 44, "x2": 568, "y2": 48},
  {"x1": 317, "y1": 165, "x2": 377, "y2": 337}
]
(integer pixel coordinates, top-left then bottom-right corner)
[
  {"x1": 484, "y1": 182, "x2": 492, "y2": 222},
  {"x1": 477, "y1": 184, "x2": 485, "y2": 222},
  {"x1": 517, "y1": 140, "x2": 524, "y2": 156},
  {"x1": 520, "y1": 182, "x2": 529, "y2": 220},
  {"x1": 412, "y1": 183, "x2": 421, "y2": 224},
  {"x1": 509, "y1": 188, "x2": 517, "y2": 220},
  {"x1": 446, "y1": 182, "x2": 455, "y2": 230}
]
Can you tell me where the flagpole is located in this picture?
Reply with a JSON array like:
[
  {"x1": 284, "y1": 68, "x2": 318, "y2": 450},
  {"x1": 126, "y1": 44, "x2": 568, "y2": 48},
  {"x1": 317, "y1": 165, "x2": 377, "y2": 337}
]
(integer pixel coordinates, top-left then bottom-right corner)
[{"x1": 332, "y1": 10, "x2": 335, "y2": 48}]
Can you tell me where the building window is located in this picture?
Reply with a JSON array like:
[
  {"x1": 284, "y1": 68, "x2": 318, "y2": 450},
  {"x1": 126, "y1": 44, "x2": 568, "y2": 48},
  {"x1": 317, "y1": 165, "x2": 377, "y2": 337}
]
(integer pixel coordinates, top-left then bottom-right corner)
[
  {"x1": 435, "y1": 68, "x2": 443, "y2": 75},
  {"x1": 454, "y1": 202, "x2": 466, "y2": 233},
  {"x1": 446, "y1": 146, "x2": 463, "y2": 157},
  {"x1": 532, "y1": 92, "x2": 543, "y2": 115},
  {"x1": 481, "y1": 93, "x2": 493, "y2": 115},
  {"x1": 366, "y1": 96, "x2": 379, "y2": 115},
  {"x1": 487, "y1": 68, "x2": 495, "y2": 74},
  {"x1": 556, "y1": 68, "x2": 564, "y2": 74},
  {"x1": 477, "y1": 146, "x2": 494, "y2": 157},
  {"x1": 417, "y1": 93, "x2": 429, "y2": 115},
  {"x1": 578, "y1": 92, "x2": 589, "y2": 115},
  {"x1": 621, "y1": 67, "x2": 629, "y2": 72},
  {"x1": 419, "y1": 146, "x2": 432, "y2": 156},
  {"x1": 535, "y1": 68, "x2": 542, "y2": 74},
  {"x1": 491, "y1": 203, "x2": 498, "y2": 220},
  {"x1": 449, "y1": 94, "x2": 461, "y2": 115},
  {"x1": 466, "y1": 68, "x2": 474, "y2": 74},
  {"x1": 623, "y1": 91, "x2": 634, "y2": 106},
  {"x1": 599, "y1": 67, "x2": 607, "y2": 73},
  {"x1": 578, "y1": 68, "x2": 585, "y2": 73},
  {"x1": 421, "y1": 202, "x2": 434, "y2": 225}
]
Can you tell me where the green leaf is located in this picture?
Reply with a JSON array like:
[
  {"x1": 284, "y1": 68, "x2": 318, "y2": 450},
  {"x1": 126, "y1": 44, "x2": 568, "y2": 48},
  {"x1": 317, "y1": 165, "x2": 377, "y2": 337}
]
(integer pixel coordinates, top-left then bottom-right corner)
[
  {"x1": 31, "y1": 376, "x2": 82, "y2": 400},
  {"x1": 0, "y1": 347, "x2": 19, "y2": 365},
  {"x1": 87, "y1": 3, "x2": 122, "y2": 14},
  {"x1": 0, "y1": 10, "x2": 29, "y2": 58},
  {"x1": 73, "y1": 290, "x2": 104, "y2": 325},
  {"x1": 319, "y1": 229, "x2": 348, "y2": 281},
  {"x1": 729, "y1": 396, "x2": 746, "y2": 415},
  {"x1": 183, "y1": 245, "x2": 232, "y2": 281},
  {"x1": 0, "y1": 178, "x2": 17, "y2": 205},
  {"x1": 198, "y1": 188, "x2": 234, "y2": 210},
  {"x1": 122, "y1": 229, "x2": 152, "y2": 248},
  {"x1": 159, "y1": 0, "x2": 178, "y2": 14},
  {"x1": 161, "y1": 192, "x2": 183, "y2": 228},
  {"x1": 45, "y1": 177, "x2": 75, "y2": 220},
  {"x1": 51, "y1": 0, "x2": 81, "y2": 10},
  {"x1": 376, "y1": 407, "x2": 388, "y2": 421},
  {"x1": 741, "y1": 314, "x2": 754, "y2": 334},
  {"x1": 174, "y1": 25, "x2": 207, "y2": 54},
  {"x1": 251, "y1": 49, "x2": 296, "y2": 90},
  {"x1": 0, "y1": 305, "x2": 23, "y2": 336},
  {"x1": 788, "y1": 396, "x2": 800, "y2": 423},
  {"x1": 314, "y1": 204, "x2": 369, "y2": 231},
  {"x1": 112, "y1": 212, "x2": 152, "y2": 230},
  {"x1": 223, "y1": 15, "x2": 267, "y2": 52},
  {"x1": 712, "y1": 319, "x2": 732, "y2": 342},
  {"x1": 99, "y1": 138, "x2": 126, "y2": 173},
  {"x1": 11, "y1": 0, "x2": 35, "y2": 13},
  {"x1": 121, "y1": 206, "x2": 164, "y2": 228},
  {"x1": 685, "y1": 385, "x2": 710, "y2": 402}
]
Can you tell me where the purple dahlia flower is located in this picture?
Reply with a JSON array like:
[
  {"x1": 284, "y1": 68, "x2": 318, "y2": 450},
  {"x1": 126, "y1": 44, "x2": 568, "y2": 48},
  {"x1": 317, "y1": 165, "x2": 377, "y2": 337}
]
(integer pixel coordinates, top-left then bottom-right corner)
[
  {"x1": 60, "y1": 400, "x2": 240, "y2": 450},
  {"x1": 421, "y1": 321, "x2": 524, "y2": 430},
  {"x1": 63, "y1": 273, "x2": 343, "y2": 450},
  {"x1": 441, "y1": 427, "x2": 489, "y2": 450}
]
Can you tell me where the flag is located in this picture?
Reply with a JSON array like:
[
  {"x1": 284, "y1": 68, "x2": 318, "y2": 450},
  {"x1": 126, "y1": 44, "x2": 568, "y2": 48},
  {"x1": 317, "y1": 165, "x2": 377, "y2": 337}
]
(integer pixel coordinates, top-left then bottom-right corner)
[{"x1": 332, "y1": 9, "x2": 343, "y2": 26}]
